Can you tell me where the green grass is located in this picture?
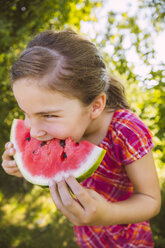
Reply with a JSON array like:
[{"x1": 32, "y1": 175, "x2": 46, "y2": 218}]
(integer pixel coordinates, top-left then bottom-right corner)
[
  {"x1": 150, "y1": 182, "x2": 165, "y2": 248},
  {"x1": 0, "y1": 171, "x2": 165, "y2": 248},
  {"x1": 0, "y1": 174, "x2": 78, "y2": 248}
]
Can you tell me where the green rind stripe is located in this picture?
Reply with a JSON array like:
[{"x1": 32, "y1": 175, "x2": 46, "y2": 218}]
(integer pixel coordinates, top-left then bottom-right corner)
[
  {"x1": 76, "y1": 148, "x2": 106, "y2": 182},
  {"x1": 10, "y1": 119, "x2": 106, "y2": 185}
]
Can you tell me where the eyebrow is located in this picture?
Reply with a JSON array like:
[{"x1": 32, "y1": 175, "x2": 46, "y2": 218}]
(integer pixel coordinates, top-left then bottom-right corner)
[
  {"x1": 35, "y1": 110, "x2": 62, "y2": 115},
  {"x1": 19, "y1": 107, "x2": 62, "y2": 115}
]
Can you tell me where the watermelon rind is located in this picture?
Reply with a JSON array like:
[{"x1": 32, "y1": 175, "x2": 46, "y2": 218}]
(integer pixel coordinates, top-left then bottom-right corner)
[
  {"x1": 10, "y1": 119, "x2": 106, "y2": 186},
  {"x1": 74, "y1": 148, "x2": 106, "y2": 182}
]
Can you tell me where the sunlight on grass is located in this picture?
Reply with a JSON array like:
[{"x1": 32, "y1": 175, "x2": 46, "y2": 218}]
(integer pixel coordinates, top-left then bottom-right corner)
[
  {"x1": 0, "y1": 182, "x2": 78, "y2": 247},
  {"x1": 1, "y1": 185, "x2": 56, "y2": 227}
]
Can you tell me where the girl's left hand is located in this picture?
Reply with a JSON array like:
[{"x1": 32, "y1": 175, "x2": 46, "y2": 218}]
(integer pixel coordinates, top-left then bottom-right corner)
[{"x1": 49, "y1": 176, "x2": 110, "y2": 226}]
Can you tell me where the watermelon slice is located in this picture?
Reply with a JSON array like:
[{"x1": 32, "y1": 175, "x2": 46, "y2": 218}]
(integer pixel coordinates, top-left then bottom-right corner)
[{"x1": 10, "y1": 119, "x2": 106, "y2": 186}]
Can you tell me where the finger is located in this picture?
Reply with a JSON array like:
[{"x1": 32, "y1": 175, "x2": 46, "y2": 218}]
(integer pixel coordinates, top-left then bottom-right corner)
[
  {"x1": 8, "y1": 169, "x2": 23, "y2": 178},
  {"x1": 2, "y1": 160, "x2": 16, "y2": 172},
  {"x1": 5, "y1": 142, "x2": 14, "y2": 150},
  {"x1": 49, "y1": 180, "x2": 86, "y2": 226},
  {"x1": 5, "y1": 163, "x2": 23, "y2": 177},
  {"x1": 9, "y1": 160, "x2": 17, "y2": 167},
  {"x1": 3, "y1": 160, "x2": 17, "y2": 168},
  {"x1": 65, "y1": 176, "x2": 92, "y2": 209},
  {"x1": 5, "y1": 166, "x2": 20, "y2": 174},
  {"x1": 13, "y1": 171, "x2": 23, "y2": 178},
  {"x1": 2, "y1": 148, "x2": 16, "y2": 161},
  {"x1": 49, "y1": 181, "x2": 66, "y2": 212},
  {"x1": 49, "y1": 180, "x2": 81, "y2": 221},
  {"x1": 57, "y1": 180, "x2": 84, "y2": 215}
]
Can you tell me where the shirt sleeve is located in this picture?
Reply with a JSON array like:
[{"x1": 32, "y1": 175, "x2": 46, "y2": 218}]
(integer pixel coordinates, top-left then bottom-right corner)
[{"x1": 111, "y1": 111, "x2": 154, "y2": 166}]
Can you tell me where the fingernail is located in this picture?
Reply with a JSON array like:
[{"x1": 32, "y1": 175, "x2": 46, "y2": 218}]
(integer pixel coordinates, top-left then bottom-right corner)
[
  {"x1": 9, "y1": 149, "x2": 14, "y2": 154},
  {"x1": 6, "y1": 143, "x2": 11, "y2": 149},
  {"x1": 56, "y1": 175, "x2": 63, "y2": 183},
  {"x1": 49, "y1": 180, "x2": 54, "y2": 187},
  {"x1": 64, "y1": 173, "x2": 70, "y2": 179}
]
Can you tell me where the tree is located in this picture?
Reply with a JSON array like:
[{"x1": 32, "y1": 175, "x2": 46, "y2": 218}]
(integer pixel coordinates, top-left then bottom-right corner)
[
  {"x1": 139, "y1": 0, "x2": 165, "y2": 31},
  {"x1": 94, "y1": 0, "x2": 165, "y2": 167}
]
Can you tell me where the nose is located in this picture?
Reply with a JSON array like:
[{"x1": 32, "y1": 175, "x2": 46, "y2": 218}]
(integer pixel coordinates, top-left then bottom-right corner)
[
  {"x1": 30, "y1": 128, "x2": 46, "y2": 139},
  {"x1": 24, "y1": 116, "x2": 46, "y2": 139}
]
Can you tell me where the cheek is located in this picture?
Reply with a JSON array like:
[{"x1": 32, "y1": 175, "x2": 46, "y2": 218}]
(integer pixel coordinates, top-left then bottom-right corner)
[
  {"x1": 24, "y1": 116, "x2": 31, "y2": 129},
  {"x1": 45, "y1": 123, "x2": 70, "y2": 140}
]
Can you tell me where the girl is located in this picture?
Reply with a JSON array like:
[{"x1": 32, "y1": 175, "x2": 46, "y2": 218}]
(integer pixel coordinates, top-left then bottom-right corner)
[{"x1": 2, "y1": 29, "x2": 161, "y2": 247}]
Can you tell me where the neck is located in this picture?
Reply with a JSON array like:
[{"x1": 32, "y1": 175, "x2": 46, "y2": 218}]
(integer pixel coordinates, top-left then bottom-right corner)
[{"x1": 83, "y1": 109, "x2": 114, "y2": 145}]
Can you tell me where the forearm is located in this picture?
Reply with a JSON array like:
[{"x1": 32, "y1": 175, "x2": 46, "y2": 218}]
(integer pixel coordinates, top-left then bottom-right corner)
[{"x1": 104, "y1": 193, "x2": 161, "y2": 226}]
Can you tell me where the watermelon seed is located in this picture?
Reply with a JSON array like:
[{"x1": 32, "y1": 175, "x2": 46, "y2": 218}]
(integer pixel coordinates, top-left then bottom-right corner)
[
  {"x1": 60, "y1": 140, "x2": 66, "y2": 147},
  {"x1": 32, "y1": 150, "x2": 35, "y2": 154},
  {"x1": 76, "y1": 142, "x2": 79, "y2": 145},
  {"x1": 26, "y1": 137, "x2": 31, "y2": 141},
  {"x1": 62, "y1": 152, "x2": 67, "y2": 160},
  {"x1": 40, "y1": 141, "x2": 47, "y2": 147}
]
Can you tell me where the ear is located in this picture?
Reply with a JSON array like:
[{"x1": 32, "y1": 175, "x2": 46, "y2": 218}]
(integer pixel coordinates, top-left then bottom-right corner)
[{"x1": 90, "y1": 93, "x2": 106, "y2": 120}]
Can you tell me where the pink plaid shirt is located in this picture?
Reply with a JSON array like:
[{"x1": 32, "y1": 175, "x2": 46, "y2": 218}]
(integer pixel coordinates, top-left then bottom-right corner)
[{"x1": 74, "y1": 109, "x2": 154, "y2": 248}]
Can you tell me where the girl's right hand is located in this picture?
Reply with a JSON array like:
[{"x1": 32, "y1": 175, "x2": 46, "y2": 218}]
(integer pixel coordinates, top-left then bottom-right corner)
[{"x1": 1, "y1": 142, "x2": 23, "y2": 178}]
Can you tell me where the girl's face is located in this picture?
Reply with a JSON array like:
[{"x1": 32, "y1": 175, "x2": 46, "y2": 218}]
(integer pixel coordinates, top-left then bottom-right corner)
[{"x1": 13, "y1": 78, "x2": 92, "y2": 142}]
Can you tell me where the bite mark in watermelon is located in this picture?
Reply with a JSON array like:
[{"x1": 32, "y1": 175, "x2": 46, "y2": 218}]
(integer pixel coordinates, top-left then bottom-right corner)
[{"x1": 10, "y1": 119, "x2": 106, "y2": 186}]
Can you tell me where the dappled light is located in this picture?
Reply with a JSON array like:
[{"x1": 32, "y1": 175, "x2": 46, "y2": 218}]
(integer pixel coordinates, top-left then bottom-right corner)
[
  {"x1": 0, "y1": 184, "x2": 77, "y2": 248},
  {"x1": 0, "y1": 0, "x2": 164, "y2": 247}
]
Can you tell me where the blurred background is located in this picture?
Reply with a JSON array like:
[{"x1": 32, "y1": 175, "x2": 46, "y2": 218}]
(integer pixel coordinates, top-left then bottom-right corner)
[{"x1": 0, "y1": 0, "x2": 164, "y2": 247}]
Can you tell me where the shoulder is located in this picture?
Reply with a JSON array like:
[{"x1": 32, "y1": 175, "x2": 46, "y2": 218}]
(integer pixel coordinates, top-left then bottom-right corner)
[
  {"x1": 111, "y1": 109, "x2": 153, "y2": 140},
  {"x1": 107, "y1": 109, "x2": 154, "y2": 165}
]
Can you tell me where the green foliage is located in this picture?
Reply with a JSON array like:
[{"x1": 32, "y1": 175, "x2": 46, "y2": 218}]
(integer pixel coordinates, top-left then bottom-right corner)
[
  {"x1": 0, "y1": 0, "x2": 165, "y2": 247},
  {"x1": 0, "y1": 1, "x2": 97, "y2": 247},
  {"x1": 98, "y1": 1, "x2": 165, "y2": 170},
  {"x1": 139, "y1": 0, "x2": 165, "y2": 31},
  {"x1": 151, "y1": 182, "x2": 165, "y2": 247}
]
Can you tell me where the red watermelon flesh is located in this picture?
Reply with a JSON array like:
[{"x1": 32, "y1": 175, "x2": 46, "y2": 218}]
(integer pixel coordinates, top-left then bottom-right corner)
[{"x1": 10, "y1": 119, "x2": 106, "y2": 186}]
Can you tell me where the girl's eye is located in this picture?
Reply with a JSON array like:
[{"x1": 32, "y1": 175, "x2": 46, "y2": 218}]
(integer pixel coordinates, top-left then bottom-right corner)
[{"x1": 44, "y1": 115, "x2": 58, "y2": 118}]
